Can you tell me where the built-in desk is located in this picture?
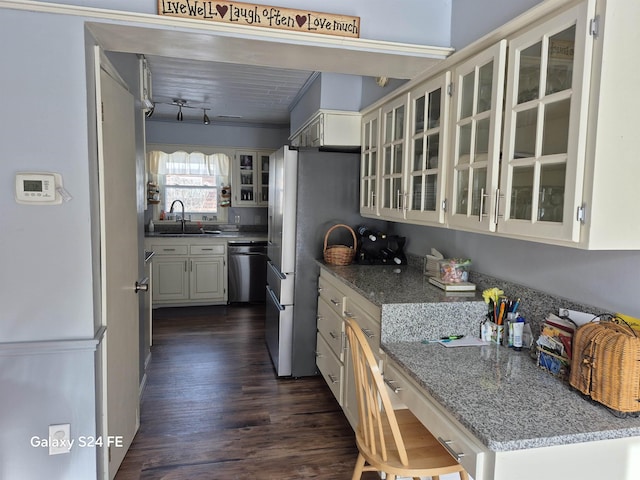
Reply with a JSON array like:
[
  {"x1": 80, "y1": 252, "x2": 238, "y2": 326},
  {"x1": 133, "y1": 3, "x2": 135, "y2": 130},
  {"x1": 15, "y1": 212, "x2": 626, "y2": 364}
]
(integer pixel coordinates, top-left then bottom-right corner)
[{"x1": 383, "y1": 341, "x2": 640, "y2": 480}]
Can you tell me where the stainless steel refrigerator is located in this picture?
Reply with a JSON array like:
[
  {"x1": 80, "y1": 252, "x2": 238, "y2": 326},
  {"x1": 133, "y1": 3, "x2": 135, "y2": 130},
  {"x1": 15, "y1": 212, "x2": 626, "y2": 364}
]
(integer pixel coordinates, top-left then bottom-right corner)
[{"x1": 265, "y1": 145, "x2": 364, "y2": 377}]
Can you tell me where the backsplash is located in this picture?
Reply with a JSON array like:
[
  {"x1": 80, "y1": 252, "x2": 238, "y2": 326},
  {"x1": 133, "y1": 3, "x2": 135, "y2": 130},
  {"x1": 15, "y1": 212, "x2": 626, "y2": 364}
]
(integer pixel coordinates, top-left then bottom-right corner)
[{"x1": 406, "y1": 253, "x2": 602, "y2": 339}]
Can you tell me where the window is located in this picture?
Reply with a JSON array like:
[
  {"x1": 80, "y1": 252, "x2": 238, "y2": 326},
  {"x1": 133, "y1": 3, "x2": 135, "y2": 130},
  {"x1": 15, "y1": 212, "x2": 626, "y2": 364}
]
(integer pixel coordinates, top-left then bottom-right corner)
[{"x1": 147, "y1": 150, "x2": 230, "y2": 222}]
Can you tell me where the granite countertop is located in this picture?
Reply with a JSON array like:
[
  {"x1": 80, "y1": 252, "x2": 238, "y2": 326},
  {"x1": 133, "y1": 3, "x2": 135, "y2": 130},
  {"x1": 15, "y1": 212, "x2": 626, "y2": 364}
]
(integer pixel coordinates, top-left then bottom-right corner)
[
  {"x1": 383, "y1": 341, "x2": 640, "y2": 452},
  {"x1": 320, "y1": 263, "x2": 483, "y2": 306},
  {"x1": 145, "y1": 232, "x2": 267, "y2": 240}
]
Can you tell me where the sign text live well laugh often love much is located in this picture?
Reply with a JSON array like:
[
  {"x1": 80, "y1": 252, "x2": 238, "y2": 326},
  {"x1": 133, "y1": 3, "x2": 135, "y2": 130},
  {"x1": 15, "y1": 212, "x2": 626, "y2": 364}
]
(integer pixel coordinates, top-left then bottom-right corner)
[{"x1": 158, "y1": 0, "x2": 360, "y2": 38}]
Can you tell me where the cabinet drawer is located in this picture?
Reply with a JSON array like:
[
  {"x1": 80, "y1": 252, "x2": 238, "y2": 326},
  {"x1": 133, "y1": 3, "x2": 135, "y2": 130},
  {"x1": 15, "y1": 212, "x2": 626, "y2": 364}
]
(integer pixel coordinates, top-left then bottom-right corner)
[
  {"x1": 383, "y1": 361, "x2": 488, "y2": 480},
  {"x1": 344, "y1": 298, "x2": 380, "y2": 357},
  {"x1": 317, "y1": 298, "x2": 345, "y2": 361},
  {"x1": 316, "y1": 333, "x2": 343, "y2": 404},
  {"x1": 150, "y1": 244, "x2": 188, "y2": 255},
  {"x1": 318, "y1": 275, "x2": 345, "y2": 316},
  {"x1": 190, "y1": 244, "x2": 225, "y2": 255}
]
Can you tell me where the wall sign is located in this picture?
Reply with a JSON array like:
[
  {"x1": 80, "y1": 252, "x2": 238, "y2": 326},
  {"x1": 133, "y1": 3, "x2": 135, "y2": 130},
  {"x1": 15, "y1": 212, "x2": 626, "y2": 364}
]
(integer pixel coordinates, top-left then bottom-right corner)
[{"x1": 158, "y1": 0, "x2": 360, "y2": 38}]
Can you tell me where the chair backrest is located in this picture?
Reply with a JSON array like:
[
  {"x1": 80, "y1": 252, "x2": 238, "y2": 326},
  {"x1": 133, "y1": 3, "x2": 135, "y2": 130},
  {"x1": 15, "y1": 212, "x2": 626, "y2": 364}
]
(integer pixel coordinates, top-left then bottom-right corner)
[{"x1": 344, "y1": 317, "x2": 409, "y2": 466}]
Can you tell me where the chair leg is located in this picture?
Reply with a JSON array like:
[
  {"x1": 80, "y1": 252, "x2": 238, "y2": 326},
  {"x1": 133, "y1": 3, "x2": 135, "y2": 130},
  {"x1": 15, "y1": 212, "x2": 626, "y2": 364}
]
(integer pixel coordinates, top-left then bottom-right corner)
[
  {"x1": 432, "y1": 476, "x2": 440, "y2": 480},
  {"x1": 351, "y1": 453, "x2": 366, "y2": 480},
  {"x1": 460, "y1": 470, "x2": 469, "y2": 480}
]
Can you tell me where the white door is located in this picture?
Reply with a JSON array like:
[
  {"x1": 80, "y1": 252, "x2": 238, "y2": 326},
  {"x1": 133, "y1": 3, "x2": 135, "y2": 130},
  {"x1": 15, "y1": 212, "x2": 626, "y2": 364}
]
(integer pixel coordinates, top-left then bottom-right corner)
[{"x1": 96, "y1": 53, "x2": 140, "y2": 479}]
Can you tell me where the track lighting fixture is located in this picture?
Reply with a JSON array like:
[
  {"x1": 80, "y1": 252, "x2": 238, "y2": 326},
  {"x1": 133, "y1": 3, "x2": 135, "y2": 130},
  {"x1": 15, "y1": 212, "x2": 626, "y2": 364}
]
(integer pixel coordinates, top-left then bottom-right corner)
[
  {"x1": 173, "y1": 99, "x2": 186, "y2": 122},
  {"x1": 203, "y1": 108, "x2": 210, "y2": 125}
]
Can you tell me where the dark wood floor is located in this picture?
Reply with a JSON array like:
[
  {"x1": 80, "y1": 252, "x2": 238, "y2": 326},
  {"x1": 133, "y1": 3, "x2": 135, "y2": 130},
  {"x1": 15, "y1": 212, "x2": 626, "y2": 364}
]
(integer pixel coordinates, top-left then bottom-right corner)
[{"x1": 114, "y1": 304, "x2": 378, "y2": 479}]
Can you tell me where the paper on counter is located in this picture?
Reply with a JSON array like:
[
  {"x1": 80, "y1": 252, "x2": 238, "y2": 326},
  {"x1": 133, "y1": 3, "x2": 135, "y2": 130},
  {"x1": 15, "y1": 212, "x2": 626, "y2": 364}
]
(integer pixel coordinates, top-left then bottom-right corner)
[{"x1": 439, "y1": 337, "x2": 491, "y2": 347}]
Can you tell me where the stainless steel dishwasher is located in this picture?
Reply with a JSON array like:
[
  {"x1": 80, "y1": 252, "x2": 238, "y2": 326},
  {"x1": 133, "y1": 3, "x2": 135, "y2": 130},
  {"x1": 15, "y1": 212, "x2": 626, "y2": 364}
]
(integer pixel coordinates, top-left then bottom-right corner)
[{"x1": 228, "y1": 241, "x2": 268, "y2": 303}]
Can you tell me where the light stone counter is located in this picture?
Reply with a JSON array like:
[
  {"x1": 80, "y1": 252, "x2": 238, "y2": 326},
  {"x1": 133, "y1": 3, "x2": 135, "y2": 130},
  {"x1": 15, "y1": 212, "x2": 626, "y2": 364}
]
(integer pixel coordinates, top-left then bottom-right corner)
[
  {"x1": 319, "y1": 262, "x2": 640, "y2": 459},
  {"x1": 319, "y1": 263, "x2": 487, "y2": 342},
  {"x1": 383, "y1": 341, "x2": 640, "y2": 452}
]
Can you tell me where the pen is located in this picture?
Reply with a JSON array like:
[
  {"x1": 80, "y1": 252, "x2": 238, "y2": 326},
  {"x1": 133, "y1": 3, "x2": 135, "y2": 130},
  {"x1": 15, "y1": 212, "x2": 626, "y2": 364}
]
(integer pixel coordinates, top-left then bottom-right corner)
[{"x1": 421, "y1": 335, "x2": 465, "y2": 344}]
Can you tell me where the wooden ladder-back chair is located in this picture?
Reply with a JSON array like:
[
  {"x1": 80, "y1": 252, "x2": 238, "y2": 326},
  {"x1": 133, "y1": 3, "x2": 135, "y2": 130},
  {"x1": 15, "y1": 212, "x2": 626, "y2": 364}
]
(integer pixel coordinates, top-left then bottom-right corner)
[{"x1": 344, "y1": 317, "x2": 469, "y2": 480}]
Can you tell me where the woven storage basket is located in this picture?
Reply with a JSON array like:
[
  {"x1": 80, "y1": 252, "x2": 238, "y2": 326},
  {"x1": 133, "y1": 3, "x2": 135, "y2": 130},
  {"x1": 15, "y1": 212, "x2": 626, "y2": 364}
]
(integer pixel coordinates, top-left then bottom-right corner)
[
  {"x1": 569, "y1": 321, "x2": 640, "y2": 414},
  {"x1": 323, "y1": 224, "x2": 357, "y2": 266}
]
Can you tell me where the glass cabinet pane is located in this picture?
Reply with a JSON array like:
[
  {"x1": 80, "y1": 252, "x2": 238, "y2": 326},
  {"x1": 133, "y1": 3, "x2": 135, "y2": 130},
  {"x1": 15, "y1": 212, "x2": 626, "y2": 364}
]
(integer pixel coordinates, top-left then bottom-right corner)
[
  {"x1": 538, "y1": 163, "x2": 565, "y2": 222},
  {"x1": 364, "y1": 123, "x2": 371, "y2": 150},
  {"x1": 514, "y1": 108, "x2": 537, "y2": 158},
  {"x1": 372, "y1": 118, "x2": 377, "y2": 144},
  {"x1": 394, "y1": 144, "x2": 403, "y2": 174},
  {"x1": 240, "y1": 172, "x2": 253, "y2": 185},
  {"x1": 240, "y1": 154, "x2": 254, "y2": 171},
  {"x1": 384, "y1": 146, "x2": 392, "y2": 175},
  {"x1": 413, "y1": 138, "x2": 423, "y2": 171},
  {"x1": 470, "y1": 168, "x2": 487, "y2": 216},
  {"x1": 385, "y1": 111, "x2": 393, "y2": 143},
  {"x1": 542, "y1": 99, "x2": 570, "y2": 155},
  {"x1": 412, "y1": 176, "x2": 422, "y2": 210},
  {"x1": 458, "y1": 124, "x2": 472, "y2": 164},
  {"x1": 428, "y1": 89, "x2": 441, "y2": 129},
  {"x1": 546, "y1": 26, "x2": 575, "y2": 95},
  {"x1": 518, "y1": 42, "x2": 541, "y2": 104},
  {"x1": 425, "y1": 174, "x2": 437, "y2": 211},
  {"x1": 414, "y1": 95, "x2": 425, "y2": 133},
  {"x1": 510, "y1": 166, "x2": 534, "y2": 220},
  {"x1": 477, "y1": 61, "x2": 494, "y2": 113},
  {"x1": 461, "y1": 72, "x2": 475, "y2": 119},
  {"x1": 394, "y1": 105, "x2": 404, "y2": 140},
  {"x1": 456, "y1": 170, "x2": 469, "y2": 214},
  {"x1": 426, "y1": 134, "x2": 439, "y2": 170},
  {"x1": 475, "y1": 118, "x2": 490, "y2": 160}
]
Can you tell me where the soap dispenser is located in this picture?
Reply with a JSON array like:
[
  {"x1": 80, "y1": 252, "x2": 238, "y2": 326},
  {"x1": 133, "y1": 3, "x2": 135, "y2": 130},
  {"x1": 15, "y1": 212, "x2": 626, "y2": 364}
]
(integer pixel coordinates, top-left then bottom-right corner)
[{"x1": 148, "y1": 219, "x2": 155, "y2": 233}]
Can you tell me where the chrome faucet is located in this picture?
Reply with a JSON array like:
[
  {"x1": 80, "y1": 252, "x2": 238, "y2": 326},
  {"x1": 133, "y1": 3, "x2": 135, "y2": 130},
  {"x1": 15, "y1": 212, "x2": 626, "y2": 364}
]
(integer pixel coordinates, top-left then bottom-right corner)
[{"x1": 169, "y1": 199, "x2": 186, "y2": 233}]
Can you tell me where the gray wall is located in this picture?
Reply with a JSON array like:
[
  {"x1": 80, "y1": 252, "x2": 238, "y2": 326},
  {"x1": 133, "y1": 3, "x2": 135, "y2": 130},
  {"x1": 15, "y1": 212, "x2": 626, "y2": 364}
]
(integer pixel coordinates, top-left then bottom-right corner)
[{"x1": 0, "y1": 9, "x2": 99, "y2": 480}]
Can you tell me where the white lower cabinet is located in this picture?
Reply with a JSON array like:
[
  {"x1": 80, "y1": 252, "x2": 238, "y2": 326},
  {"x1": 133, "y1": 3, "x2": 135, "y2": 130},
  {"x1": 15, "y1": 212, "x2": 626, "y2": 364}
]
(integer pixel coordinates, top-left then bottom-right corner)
[
  {"x1": 316, "y1": 268, "x2": 381, "y2": 430},
  {"x1": 145, "y1": 239, "x2": 227, "y2": 306}
]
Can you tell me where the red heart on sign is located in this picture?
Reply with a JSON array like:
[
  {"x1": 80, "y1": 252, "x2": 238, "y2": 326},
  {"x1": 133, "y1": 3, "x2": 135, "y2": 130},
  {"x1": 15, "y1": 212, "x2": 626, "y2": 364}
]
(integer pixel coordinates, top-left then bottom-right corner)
[
  {"x1": 216, "y1": 5, "x2": 228, "y2": 18},
  {"x1": 295, "y1": 15, "x2": 307, "y2": 27}
]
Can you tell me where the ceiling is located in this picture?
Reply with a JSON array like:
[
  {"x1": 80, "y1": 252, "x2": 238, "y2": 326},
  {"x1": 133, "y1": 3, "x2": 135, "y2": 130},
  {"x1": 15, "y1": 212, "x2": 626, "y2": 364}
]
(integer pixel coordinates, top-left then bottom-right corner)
[
  {"x1": 87, "y1": 21, "x2": 453, "y2": 127},
  {"x1": 145, "y1": 55, "x2": 315, "y2": 125}
]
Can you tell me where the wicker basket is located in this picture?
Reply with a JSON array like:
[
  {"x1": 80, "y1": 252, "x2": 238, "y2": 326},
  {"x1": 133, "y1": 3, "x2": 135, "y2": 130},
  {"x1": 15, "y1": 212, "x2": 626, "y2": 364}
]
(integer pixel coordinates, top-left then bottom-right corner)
[{"x1": 323, "y1": 224, "x2": 357, "y2": 266}]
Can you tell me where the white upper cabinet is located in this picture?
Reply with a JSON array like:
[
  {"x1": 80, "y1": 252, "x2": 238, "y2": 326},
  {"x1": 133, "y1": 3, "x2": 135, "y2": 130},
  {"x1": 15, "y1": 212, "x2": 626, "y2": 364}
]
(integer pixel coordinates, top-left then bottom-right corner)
[
  {"x1": 497, "y1": 0, "x2": 594, "y2": 243},
  {"x1": 360, "y1": 110, "x2": 380, "y2": 216},
  {"x1": 378, "y1": 94, "x2": 409, "y2": 220},
  {"x1": 405, "y1": 72, "x2": 450, "y2": 225},
  {"x1": 447, "y1": 41, "x2": 507, "y2": 233},
  {"x1": 360, "y1": 0, "x2": 640, "y2": 249},
  {"x1": 233, "y1": 150, "x2": 271, "y2": 207}
]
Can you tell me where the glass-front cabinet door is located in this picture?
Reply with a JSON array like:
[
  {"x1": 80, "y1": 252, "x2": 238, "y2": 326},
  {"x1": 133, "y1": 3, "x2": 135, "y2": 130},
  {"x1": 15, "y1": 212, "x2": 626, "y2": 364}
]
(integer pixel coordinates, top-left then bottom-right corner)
[
  {"x1": 379, "y1": 94, "x2": 409, "y2": 220},
  {"x1": 233, "y1": 150, "x2": 272, "y2": 207},
  {"x1": 360, "y1": 110, "x2": 380, "y2": 217},
  {"x1": 406, "y1": 72, "x2": 450, "y2": 225},
  {"x1": 448, "y1": 41, "x2": 507, "y2": 232},
  {"x1": 258, "y1": 153, "x2": 269, "y2": 206},
  {"x1": 498, "y1": 1, "x2": 593, "y2": 242}
]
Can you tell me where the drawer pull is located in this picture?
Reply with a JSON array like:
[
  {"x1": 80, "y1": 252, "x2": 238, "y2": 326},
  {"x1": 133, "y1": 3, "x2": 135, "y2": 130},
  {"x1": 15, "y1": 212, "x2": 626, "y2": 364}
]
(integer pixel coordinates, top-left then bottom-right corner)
[
  {"x1": 329, "y1": 330, "x2": 338, "y2": 339},
  {"x1": 344, "y1": 311, "x2": 354, "y2": 318},
  {"x1": 315, "y1": 351, "x2": 323, "y2": 358},
  {"x1": 361, "y1": 328, "x2": 375, "y2": 339},
  {"x1": 163, "y1": 248, "x2": 176, "y2": 251},
  {"x1": 327, "y1": 374, "x2": 339, "y2": 384},
  {"x1": 383, "y1": 378, "x2": 402, "y2": 394},
  {"x1": 437, "y1": 437, "x2": 465, "y2": 461},
  {"x1": 318, "y1": 287, "x2": 323, "y2": 293},
  {"x1": 330, "y1": 298, "x2": 341, "y2": 306}
]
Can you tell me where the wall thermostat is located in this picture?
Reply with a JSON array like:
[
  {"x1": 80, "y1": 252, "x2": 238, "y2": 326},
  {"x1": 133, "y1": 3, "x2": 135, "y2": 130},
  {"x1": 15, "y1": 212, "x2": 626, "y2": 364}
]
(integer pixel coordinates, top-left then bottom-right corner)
[{"x1": 15, "y1": 172, "x2": 69, "y2": 205}]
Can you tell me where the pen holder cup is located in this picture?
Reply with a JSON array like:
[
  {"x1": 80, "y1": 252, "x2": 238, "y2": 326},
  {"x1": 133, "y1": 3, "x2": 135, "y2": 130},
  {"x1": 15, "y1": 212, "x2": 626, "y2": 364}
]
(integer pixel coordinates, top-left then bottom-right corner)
[{"x1": 485, "y1": 321, "x2": 504, "y2": 345}]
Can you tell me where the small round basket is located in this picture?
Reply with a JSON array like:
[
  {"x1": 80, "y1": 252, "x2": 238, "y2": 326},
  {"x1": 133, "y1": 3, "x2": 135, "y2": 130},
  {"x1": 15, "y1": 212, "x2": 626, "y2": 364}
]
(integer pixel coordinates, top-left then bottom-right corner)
[{"x1": 323, "y1": 224, "x2": 357, "y2": 266}]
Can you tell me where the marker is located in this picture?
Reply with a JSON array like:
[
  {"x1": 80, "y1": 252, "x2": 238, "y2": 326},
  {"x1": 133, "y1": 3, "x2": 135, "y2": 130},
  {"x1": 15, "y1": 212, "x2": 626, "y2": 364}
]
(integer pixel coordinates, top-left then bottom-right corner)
[{"x1": 441, "y1": 335, "x2": 464, "y2": 340}]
